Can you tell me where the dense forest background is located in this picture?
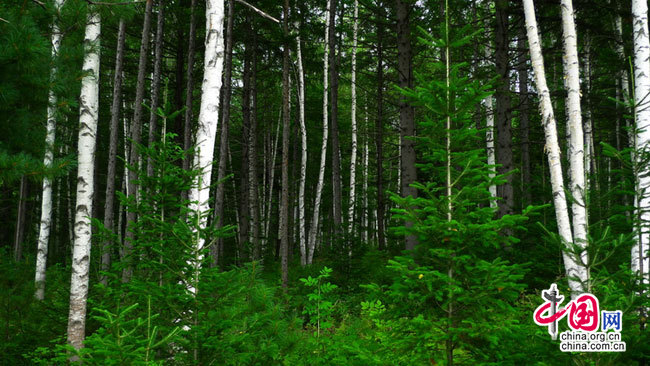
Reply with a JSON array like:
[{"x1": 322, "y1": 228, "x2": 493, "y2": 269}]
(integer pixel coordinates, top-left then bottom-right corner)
[{"x1": 0, "y1": 0, "x2": 649, "y2": 364}]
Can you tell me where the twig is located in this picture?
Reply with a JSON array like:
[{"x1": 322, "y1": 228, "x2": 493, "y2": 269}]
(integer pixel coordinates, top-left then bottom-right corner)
[
  {"x1": 234, "y1": 0, "x2": 280, "y2": 24},
  {"x1": 31, "y1": 0, "x2": 46, "y2": 9},
  {"x1": 85, "y1": 0, "x2": 146, "y2": 6},
  {"x1": 0, "y1": 17, "x2": 9, "y2": 24}
]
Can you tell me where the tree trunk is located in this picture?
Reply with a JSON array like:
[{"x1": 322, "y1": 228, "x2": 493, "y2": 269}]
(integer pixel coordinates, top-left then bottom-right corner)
[
  {"x1": 632, "y1": 0, "x2": 650, "y2": 290},
  {"x1": 239, "y1": 34, "x2": 251, "y2": 257},
  {"x1": 280, "y1": 0, "x2": 290, "y2": 288},
  {"x1": 99, "y1": 18, "x2": 126, "y2": 286},
  {"x1": 484, "y1": 43, "x2": 497, "y2": 208},
  {"x1": 362, "y1": 101, "x2": 369, "y2": 244},
  {"x1": 35, "y1": 0, "x2": 65, "y2": 298},
  {"x1": 523, "y1": 0, "x2": 587, "y2": 296},
  {"x1": 147, "y1": 1, "x2": 165, "y2": 177},
  {"x1": 183, "y1": 0, "x2": 199, "y2": 174},
  {"x1": 296, "y1": 15, "x2": 307, "y2": 266},
  {"x1": 518, "y1": 24, "x2": 531, "y2": 207},
  {"x1": 376, "y1": 6, "x2": 386, "y2": 250},
  {"x1": 329, "y1": 0, "x2": 342, "y2": 237},
  {"x1": 308, "y1": 0, "x2": 331, "y2": 264},
  {"x1": 495, "y1": 0, "x2": 513, "y2": 218},
  {"x1": 212, "y1": 0, "x2": 234, "y2": 267},
  {"x1": 67, "y1": 7, "x2": 100, "y2": 353},
  {"x1": 187, "y1": 0, "x2": 225, "y2": 294},
  {"x1": 249, "y1": 23, "x2": 260, "y2": 261},
  {"x1": 14, "y1": 176, "x2": 27, "y2": 262},
  {"x1": 561, "y1": 0, "x2": 589, "y2": 291},
  {"x1": 124, "y1": 0, "x2": 154, "y2": 282},
  {"x1": 397, "y1": 0, "x2": 418, "y2": 250}
]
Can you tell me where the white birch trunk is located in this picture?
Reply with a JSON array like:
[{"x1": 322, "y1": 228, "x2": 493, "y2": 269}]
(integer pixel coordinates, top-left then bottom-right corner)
[
  {"x1": 348, "y1": 0, "x2": 359, "y2": 235},
  {"x1": 35, "y1": 0, "x2": 65, "y2": 301},
  {"x1": 582, "y1": 41, "x2": 594, "y2": 186},
  {"x1": 561, "y1": 0, "x2": 589, "y2": 291},
  {"x1": 187, "y1": 0, "x2": 225, "y2": 294},
  {"x1": 362, "y1": 102, "x2": 369, "y2": 243},
  {"x1": 67, "y1": 8, "x2": 100, "y2": 352},
  {"x1": 297, "y1": 30, "x2": 308, "y2": 266},
  {"x1": 632, "y1": 0, "x2": 650, "y2": 285},
  {"x1": 484, "y1": 87, "x2": 497, "y2": 208},
  {"x1": 523, "y1": 0, "x2": 587, "y2": 296},
  {"x1": 307, "y1": 0, "x2": 331, "y2": 265}
]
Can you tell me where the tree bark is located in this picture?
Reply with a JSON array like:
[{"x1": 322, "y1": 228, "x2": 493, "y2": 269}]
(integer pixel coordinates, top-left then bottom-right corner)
[
  {"x1": 308, "y1": 0, "x2": 331, "y2": 264},
  {"x1": 14, "y1": 176, "x2": 27, "y2": 262},
  {"x1": 329, "y1": 0, "x2": 342, "y2": 237},
  {"x1": 495, "y1": 0, "x2": 513, "y2": 218},
  {"x1": 99, "y1": 18, "x2": 126, "y2": 286},
  {"x1": 187, "y1": 0, "x2": 225, "y2": 294},
  {"x1": 124, "y1": 0, "x2": 154, "y2": 282},
  {"x1": 376, "y1": 6, "x2": 386, "y2": 250},
  {"x1": 183, "y1": 0, "x2": 199, "y2": 174},
  {"x1": 249, "y1": 21, "x2": 260, "y2": 261},
  {"x1": 523, "y1": 0, "x2": 587, "y2": 296},
  {"x1": 518, "y1": 24, "x2": 531, "y2": 207},
  {"x1": 147, "y1": 1, "x2": 165, "y2": 177},
  {"x1": 280, "y1": 0, "x2": 290, "y2": 288},
  {"x1": 561, "y1": 0, "x2": 589, "y2": 291},
  {"x1": 632, "y1": 0, "x2": 650, "y2": 289},
  {"x1": 67, "y1": 7, "x2": 100, "y2": 352},
  {"x1": 362, "y1": 100, "x2": 369, "y2": 244},
  {"x1": 239, "y1": 34, "x2": 251, "y2": 256},
  {"x1": 212, "y1": 0, "x2": 234, "y2": 267},
  {"x1": 296, "y1": 13, "x2": 307, "y2": 266},
  {"x1": 397, "y1": 0, "x2": 418, "y2": 250},
  {"x1": 35, "y1": 0, "x2": 65, "y2": 298}
]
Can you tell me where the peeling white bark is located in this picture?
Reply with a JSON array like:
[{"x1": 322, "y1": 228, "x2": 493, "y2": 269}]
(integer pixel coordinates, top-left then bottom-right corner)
[
  {"x1": 297, "y1": 30, "x2": 307, "y2": 266},
  {"x1": 632, "y1": 0, "x2": 650, "y2": 285},
  {"x1": 187, "y1": 0, "x2": 225, "y2": 293},
  {"x1": 561, "y1": 0, "x2": 589, "y2": 292},
  {"x1": 35, "y1": 0, "x2": 65, "y2": 301},
  {"x1": 523, "y1": 0, "x2": 586, "y2": 296},
  {"x1": 67, "y1": 8, "x2": 101, "y2": 352},
  {"x1": 307, "y1": 0, "x2": 331, "y2": 265},
  {"x1": 348, "y1": 0, "x2": 359, "y2": 235}
]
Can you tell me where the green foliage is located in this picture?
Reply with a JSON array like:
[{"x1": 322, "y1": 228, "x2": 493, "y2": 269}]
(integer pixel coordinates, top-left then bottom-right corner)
[{"x1": 300, "y1": 266, "x2": 338, "y2": 336}]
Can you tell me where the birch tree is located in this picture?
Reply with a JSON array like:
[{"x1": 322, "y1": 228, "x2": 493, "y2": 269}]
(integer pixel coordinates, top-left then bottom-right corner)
[
  {"x1": 347, "y1": 0, "x2": 358, "y2": 238},
  {"x1": 187, "y1": 0, "x2": 225, "y2": 292},
  {"x1": 67, "y1": 5, "x2": 100, "y2": 352},
  {"x1": 523, "y1": 0, "x2": 587, "y2": 296},
  {"x1": 561, "y1": 0, "x2": 589, "y2": 291},
  {"x1": 35, "y1": 0, "x2": 65, "y2": 300},
  {"x1": 308, "y1": 0, "x2": 331, "y2": 264},
  {"x1": 632, "y1": 0, "x2": 650, "y2": 287},
  {"x1": 296, "y1": 16, "x2": 308, "y2": 266}
]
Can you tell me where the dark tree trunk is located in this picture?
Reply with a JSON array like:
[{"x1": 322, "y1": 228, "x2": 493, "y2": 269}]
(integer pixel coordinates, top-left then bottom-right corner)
[
  {"x1": 329, "y1": 0, "x2": 342, "y2": 236},
  {"x1": 250, "y1": 30, "x2": 260, "y2": 260},
  {"x1": 212, "y1": 0, "x2": 234, "y2": 267},
  {"x1": 174, "y1": 0, "x2": 185, "y2": 114},
  {"x1": 101, "y1": 18, "x2": 126, "y2": 283},
  {"x1": 182, "y1": 0, "x2": 198, "y2": 176},
  {"x1": 397, "y1": 0, "x2": 418, "y2": 251},
  {"x1": 517, "y1": 23, "x2": 531, "y2": 207},
  {"x1": 124, "y1": 0, "x2": 154, "y2": 282},
  {"x1": 495, "y1": 0, "x2": 513, "y2": 219},
  {"x1": 376, "y1": 6, "x2": 386, "y2": 250},
  {"x1": 147, "y1": 1, "x2": 165, "y2": 178},
  {"x1": 281, "y1": 0, "x2": 290, "y2": 289},
  {"x1": 239, "y1": 31, "x2": 251, "y2": 257},
  {"x1": 14, "y1": 176, "x2": 27, "y2": 262}
]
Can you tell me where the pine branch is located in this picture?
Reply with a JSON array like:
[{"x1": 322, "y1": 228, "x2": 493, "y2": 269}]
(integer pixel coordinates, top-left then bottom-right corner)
[{"x1": 234, "y1": 0, "x2": 280, "y2": 24}]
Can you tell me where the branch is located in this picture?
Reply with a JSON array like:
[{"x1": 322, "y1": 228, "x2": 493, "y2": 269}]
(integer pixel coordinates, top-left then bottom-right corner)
[
  {"x1": 0, "y1": 17, "x2": 10, "y2": 24},
  {"x1": 31, "y1": 0, "x2": 46, "y2": 9},
  {"x1": 85, "y1": 0, "x2": 146, "y2": 5},
  {"x1": 234, "y1": 0, "x2": 280, "y2": 24}
]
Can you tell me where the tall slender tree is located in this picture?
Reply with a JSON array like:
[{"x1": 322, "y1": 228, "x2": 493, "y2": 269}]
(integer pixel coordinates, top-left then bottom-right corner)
[
  {"x1": 67, "y1": 4, "x2": 101, "y2": 352},
  {"x1": 280, "y1": 0, "x2": 290, "y2": 287},
  {"x1": 35, "y1": 0, "x2": 65, "y2": 300}
]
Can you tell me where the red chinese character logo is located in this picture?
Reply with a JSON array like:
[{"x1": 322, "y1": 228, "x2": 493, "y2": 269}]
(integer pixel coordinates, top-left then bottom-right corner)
[{"x1": 533, "y1": 284, "x2": 600, "y2": 339}]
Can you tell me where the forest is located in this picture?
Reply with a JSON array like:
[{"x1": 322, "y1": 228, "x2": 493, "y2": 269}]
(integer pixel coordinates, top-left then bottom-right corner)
[{"x1": 1, "y1": 0, "x2": 649, "y2": 364}]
